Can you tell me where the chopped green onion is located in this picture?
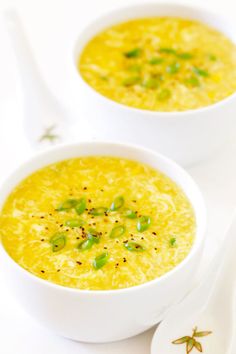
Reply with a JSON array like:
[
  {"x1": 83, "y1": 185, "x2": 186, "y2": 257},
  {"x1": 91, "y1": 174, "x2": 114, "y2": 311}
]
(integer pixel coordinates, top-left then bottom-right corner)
[
  {"x1": 166, "y1": 62, "x2": 180, "y2": 74},
  {"x1": 65, "y1": 219, "x2": 85, "y2": 228},
  {"x1": 142, "y1": 77, "x2": 160, "y2": 89},
  {"x1": 50, "y1": 233, "x2": 66, "y2": 252},
  {"x1": 93, "y1": 252, "x2": 109, "y2": 270},
  {"x1": 149, "y1": 57, "x2": 164, "y2": 65},
  {"x1": 192, "y1": 67, "x2": 209, "y2": 77},
  {"x1": 169, "y1": 237, "x2": 177, "y2": 247},
  {"x1": 109, "y1": 225, "x2": 126, "y2": 239},
  {"x1": 90, "y1": 207, "x2": 107, "y2": 216},
  {"x1": 75, "y1": 197, "x2": 86, "y2": 215},
  {"x1": 78, "y1": 238, "x2": 94, "y2": 251},
  {"x1": 208, "y1": 54, "x2": 217, "y2": 61},
  {"x1": 124, "y1": 242, "x2": 145, "y2": 252},
  {"x1": 123, "y1": 209, "x2": 137, "y2": 219},
  {"x1": 137, "y1": 215, "x2": 151, "y2": 232},
  {"x1": 100, "y1": 75, "x2": 108, "y2": 81},
  {"x1": 56, "y1": 199, "x2": 78, "y2": 211},
  {"x1": 128, "y1": 64, "x2": 142, "y2": 73},
  {"x1": 184, "y1": 75, "x2": 200, "y2": 87},
  {"x1": 177, "y1": 52, "x2": 193, "y2": 59},
  {"x1": 87, "y1": 228, "x2": 100, "y2": 244},
  {"x1": 124, "y1": 48, "x2": 141, "y2": 58},
  {"x1": 110, "y1": 196, "x2": 125, "y2": 211},
  {"x1": 157, "y1": 88, "x2": 171, "y2": 101},
  {"x1": 159, "y1": 47, "x2": 177, "y2": 55},
  {"x1": 122, "y1": 76, "x2": 141, "y2": 87}
]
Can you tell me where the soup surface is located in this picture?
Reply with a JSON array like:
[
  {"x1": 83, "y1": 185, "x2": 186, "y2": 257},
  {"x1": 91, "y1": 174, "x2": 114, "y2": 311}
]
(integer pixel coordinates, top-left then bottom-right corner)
[
  {"x1": 0, "y1": 157, "x2": 195, "y2": 290},
  {"x1": 79, "y1": 17, "x2": 236, "y2": 111}
]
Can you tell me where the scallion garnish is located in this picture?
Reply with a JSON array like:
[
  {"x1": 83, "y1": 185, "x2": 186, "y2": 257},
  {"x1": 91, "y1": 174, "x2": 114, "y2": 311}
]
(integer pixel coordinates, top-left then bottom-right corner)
[
  {"x1": 65, "y1": 219, "x2": 85, "y2": 228},
  {"x1": 109, "y1": 225, "x2": 126, "y2": 239},
  {"x1": 87, "y1": 228, "x2": 100, "y2": 244},
  {"x1": 169, "y1": 237, "x2": 177, "y2": 247},
  {"x1": 56, "y1": 199, "x2": 78, "y2": 211},
  {"x1": 184, "y1": 75, "x2": 200, "y2": 87},
  {"x1": 177, "y1": 52, "x2": 193, "y2": 59},
  {"x1": 90, "y1": 207, "x2": 107, "y2": 216},
  {"x1": 75, "y1": 197, "x2": 86, "y2": 215},
  {"x1": 157, "y1": 88, "x2": 171, "y2": 101},
  {"x1": 192, "y1": 67, "x2": 209, "y2": 77},
  {"x1": 122, "y1": 76, "x2": 141, "y2": 87},
  {"x1": 149, "y1": 57, "x2": 164, "y2": 65},
  {"x1": 142, "y1": 77, "x2": 160, "y2": 89},
  {"x1": 159, "y1": 47, "x2": 177, "y2": 55},
  {"x1": 166, "y1": 62, "x2": 180, "y2": 74},
  {"x1": 124, "y1": 48, "x2": 141, "y2": 58},
  {"x1": 123, "y1": 209, "x2": 137, "y2": 219},
  {"x1": 78, "y1": 238, "x2": 94, "y2": 251},
  {"x1": 124, "y1": 242, "x2": 145, "y2": 252},
  {"x1": 110, "y1": 196, "x2": 125, "y2": 211},
  {"x1": 50, "y1": 233, "x2": 66, "y2": 252},
  {"x1": 137, "y1": 215, "x2": 151, "y2": 232},
  {"x1": 93, "y1": 252, "x2": 109, "y2": 270}
]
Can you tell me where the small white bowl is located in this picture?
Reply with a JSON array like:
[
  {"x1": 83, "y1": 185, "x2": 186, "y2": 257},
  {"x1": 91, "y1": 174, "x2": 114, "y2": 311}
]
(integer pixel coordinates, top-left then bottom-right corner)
[
  {"x1": 72, "y1": 3, "x2": 236, "y2": 166},
  {"x1": 0, "y1": 142, "x2": 206, "y2": 343}
]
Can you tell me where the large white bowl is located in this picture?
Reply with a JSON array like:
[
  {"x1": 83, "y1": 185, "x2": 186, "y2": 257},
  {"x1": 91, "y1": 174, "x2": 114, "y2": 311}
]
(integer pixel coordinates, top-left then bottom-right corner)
[
  {"x1": 72, "y1": 3, "x2": 236, "y2": 166},
  {"x1": 0, "y1": 142, "x2": 206, "y2": 343}
]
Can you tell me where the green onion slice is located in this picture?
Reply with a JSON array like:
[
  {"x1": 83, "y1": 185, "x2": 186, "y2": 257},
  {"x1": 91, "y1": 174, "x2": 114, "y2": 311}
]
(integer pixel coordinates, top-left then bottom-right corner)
[
  {"x1": 177, "y1": 52, "x2": 193, "y2": 59},
  {"x1": 75, "y1": 197, "x2": 86, "y2": 215},
  {"x1": 122, "y1": 76, "x2": 141, "y2": 87},
  {"x1": 149, "y1": 57, "x2": 164, "y2": 65},
  {"x1": 56, "y1": 199, "x2": 78, "y2": 211},
  {"x1": 142, "y1": 77, "x2": 160, "y2": 89},
  {"x1": 93, "y1": 252, "x2": 109, "y2": 270},
  {"x1": 184, "y1": 75, "x2": 200, "y2": 87},
  {"x1": 159, "y1": 47, "x2": 177, "y2": 55},
  {"x1": 109, "y1": 225, "x2": 126, "y2": 239},
  {"x1": 166, "y1": 62, "x2": 180, "y2": 74},
  {"x1": 192, "y1": 67, "x2": 209, "y2": 77},
  {"x1": 124, "y1": 242, "x2": 145, "y2": 252},
  {"x1": 137, "y1": 216, "x2": 151, "y2": 232},
  {"x1": 110, "y1": 196, "x2": 125, "y2": 211},
  {"x1": 65, "y1": 219, "x2": 85, "y2": 228},
  {"x1": 157, "y1": 88, "x2": 171, "y2": 101},
  {"x1": 124, "y1": 48, "x2": 141, "y2": 58},
  {"x1": 123, "y1": 209, "x2": 137, "y2": 219},
  {"x1": 169, "y1": 237, "x2": 177, "y2": 247},
  {"x1": 78, "y1": 238, "x2": 94, "y2": 251},
  {"x1": 90, "y1": 207, "x2": 107, "y2": 216},
  {"x1": 87, "y1": 228, "x2": 100, "y2": 244},
  {"x1": 50, "y1": 233, "x2": 66, "y2": 252}
]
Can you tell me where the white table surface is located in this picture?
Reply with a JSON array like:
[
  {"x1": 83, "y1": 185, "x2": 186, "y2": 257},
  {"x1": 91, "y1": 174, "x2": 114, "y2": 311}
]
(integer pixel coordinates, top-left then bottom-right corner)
[{"x1": 0, "y1": 0, "x2": 236, "y2": 353}]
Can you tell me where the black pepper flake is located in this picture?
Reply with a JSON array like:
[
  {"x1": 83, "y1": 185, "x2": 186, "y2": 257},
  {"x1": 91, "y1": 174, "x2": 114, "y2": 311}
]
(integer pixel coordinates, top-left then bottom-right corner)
[
  {"x1": 57, "y1": 269, "x2": 61, "y2": 272},
  {"x1": 83, "y1": 187, "x2": 87, "y2": 190},
  {"x1": 123, "y1": 240, "x2": 128, "y2": 243},
  {"x1": 132, "y1": 200, "x2": 137, "y2": 203},
  {"x1": 76, "y1": 261, "x2": 82, "y2": 265},
  {"x1": 93, "y1": 223, "x2": 96, "y2": 226},
  {"x1": 45, "y1": 227, "x2": 49, "y2": 230},
  {"x1": 104, "y1": 246, "x2": 107, "y2": 249},
  {"x1": 141, "y1": 237, "x2": 144, "y2": 240},
  {"x1": 82, "y1": 228, "x2": 85, "y2": 231},
  {"x1": 123, "y1": 257, "x2": 127, "y2": 263},
  {"x1": 40, "y1": 216, "x2": 45, "y2": 219},
  {"x1": 49, "y1": 213, "x2": 53, "y2": 216},
  {"x1": 115, "y1": 220, "x2": 119, "y2": 223},
  {"x1": 152, "y1": 232, "x2": 157, "y2": 235},
  {"x1": 88, "y1": 199, "x2": 92, "y2": 203},
  {"x1": 104, "y1": 212, "x2": 108, "y2": 217},
  {"x1": 41, "y1": 270, "x2": 45, "y2": 273},
  {"x1": 41, "y1": 239, "x2": 45, "y2": 242},
  {"x1": 100, "y1": 189, "x2": 104, "y2": 192},
  {"x1": 91, "y1": 216, "x2": 95, "y2": 219},
  {"x1": 154, "y1": 248, "x2": 157, "y2": 250},
  {"x1": 60, "y1": 224, "x2": 63, "y2": 227},
  {"x1": 76, "y1": 237, "x2": 80, "y2": 239}
]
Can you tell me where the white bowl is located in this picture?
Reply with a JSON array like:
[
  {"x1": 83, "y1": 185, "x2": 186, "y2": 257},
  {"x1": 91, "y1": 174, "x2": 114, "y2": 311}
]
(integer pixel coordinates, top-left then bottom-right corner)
[
  {"x1": 0, "y1": 142, "x2": 206, "y2": 343},
  {"x1": 72, "y1": 3, "x2": 236, "y2": 166}
]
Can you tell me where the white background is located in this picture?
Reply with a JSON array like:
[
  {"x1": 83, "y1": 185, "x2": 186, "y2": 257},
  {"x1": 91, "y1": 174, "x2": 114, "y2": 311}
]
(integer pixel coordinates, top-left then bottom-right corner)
[{"x1": 0, "y1": 0, "x2": 236, "y2": 353}]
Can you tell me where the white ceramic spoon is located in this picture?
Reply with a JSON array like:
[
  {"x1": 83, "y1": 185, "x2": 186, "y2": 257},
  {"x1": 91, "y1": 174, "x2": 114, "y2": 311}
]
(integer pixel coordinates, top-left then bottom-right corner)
[
  {"x1": 4, "y1": 10, "x2": 74, "y2": 149},
  {"x1": 151, "y1": 212, "x2": 236, "y2": 354}
]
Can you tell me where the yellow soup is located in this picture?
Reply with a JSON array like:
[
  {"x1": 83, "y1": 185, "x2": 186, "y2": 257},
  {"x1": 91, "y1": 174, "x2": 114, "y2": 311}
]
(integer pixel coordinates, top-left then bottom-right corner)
[
  {"x1": 79, "y1": 17, "x2": 236, "y2": 111},
  {"x1": 0, "y1": 157, "x2": 195, "y2": 290}
]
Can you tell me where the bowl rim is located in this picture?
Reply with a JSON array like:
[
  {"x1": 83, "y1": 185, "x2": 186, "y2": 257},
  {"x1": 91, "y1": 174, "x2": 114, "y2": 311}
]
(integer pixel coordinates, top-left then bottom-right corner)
[
  {"x1": 0, "y1": 141, "x2": 207, "y2": 295},
  {"x1": 72, "y1": 1, "x2": 236, "y2": 117}
]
